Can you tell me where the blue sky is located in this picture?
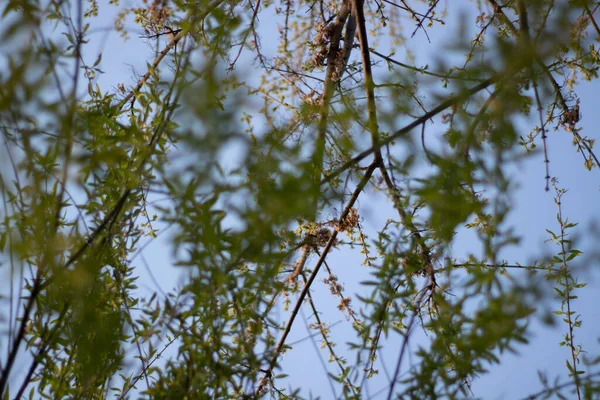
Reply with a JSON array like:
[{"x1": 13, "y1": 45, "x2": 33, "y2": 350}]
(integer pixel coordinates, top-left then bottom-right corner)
[{"x1": 4, "y1": 1, "x2": 598, "y2": 398}]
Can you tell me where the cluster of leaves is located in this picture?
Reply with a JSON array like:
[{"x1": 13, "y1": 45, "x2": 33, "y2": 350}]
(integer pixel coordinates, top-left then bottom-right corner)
[{"x1": 0, "y1": 0, "x2": 599, "y2": 399}]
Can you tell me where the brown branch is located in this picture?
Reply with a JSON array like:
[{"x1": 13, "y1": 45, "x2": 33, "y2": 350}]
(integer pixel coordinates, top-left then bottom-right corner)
[
  {"x1": 584, "y1": 3, "x2": 600, "y2": 37},
  {"x1": 256, "y1": 160, "x2": 379, "y2": 396},
  {"x1": 229, "y1": 0, "x2": 262, "y2": 70},
  {"x1": 14, "y1": 304, "x2": 69, "y2": 399},
  {"x1": 386, "y1": 280, "x2": 430, "y2": 400},
  {"x1": 322, "y1": 73, "x2": 506, "y2": 185},
  {"x1": 488, "y1": 0, "x2": 600, "y2": 171},
  {"x1": 2, "y1": 2, "x2": 87, "y2": 391},
  {"x1": 517, "y1": 372, "x2": 600, "y2": 400},
  {"x1": 292, "y1": 1, "x2": 352, "y2": 290},
  {"x1": 304, "y1": 279, "x2": 358, "y2": 397},
  {"x1": 314, "y1": 1, "x2": 352, "y2": 183},
  {"x1": 380, "y1": 0, "x2": 444, "y2": 25},
  {"x1": 371, "y1": 49, "x2": 485, "y2": 81},
  {"x1": 116, "y1": 30, "x2": 186, "y2": 111},
  {"x1": 357, "y1": 279, "x2": 403, "y2": 391},
  {"x1": 378, "y1": 164, "x2": 436, "y2": 287},
  {"x1": 287, "y1": 244, "x2": 311, "y2": 283},
  {"x1": 410, "y1": 0, "x2": 439, "y2": 41},
  {"x1": 257, "y1": 5, "x2": 379, "y2": 392},
  {"x1": 339, "y1": 10, "x2": 357, "y2": 81},
  {"x1": 0, "y1": 276, "x2": 43, "y2": 394},
  {"x1": 5, "y1": 59, "x2": 186, "y2": 398},
  {"x1": 119, "y1": 331, "x2": 182, "y2": 399},
  {"x1": 269, "y1": 65, "x2": 325, "y2": 83}
]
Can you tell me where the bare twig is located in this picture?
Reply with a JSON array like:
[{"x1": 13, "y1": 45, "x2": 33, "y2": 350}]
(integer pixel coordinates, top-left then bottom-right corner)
[
  {"x1": 488, "y1": 0, "x2": 600, "y2": 171},
  {"x1": 371, "y1": 49, "x2": 485, "y2": 82},
  {"x1": 386, "y1": 281, "x2": 430, "y2": 400},
  {"x1": 116, "y1": 30, "x2": 186, "y2": 110},
  {"x1": 322, "y1": 72, "x2": 509, "y2": 185},
  {"x1": 410, "y1": 0, "x2": 439, "y2": 41},
  {"x1": 256, "y1": 160, "x2": 379, "y2": 395}
]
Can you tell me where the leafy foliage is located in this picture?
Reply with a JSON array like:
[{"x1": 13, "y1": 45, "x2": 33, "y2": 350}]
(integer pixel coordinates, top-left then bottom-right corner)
[{"x1": 1, "y1": 0, "x2": 599, "y2": 398}]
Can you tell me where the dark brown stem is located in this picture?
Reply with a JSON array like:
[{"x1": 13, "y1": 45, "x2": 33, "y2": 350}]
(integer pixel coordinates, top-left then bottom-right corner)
[
  {"x1": 322, "y1": 73, "x2": 506, "y2": 185},
  {"x1": 256, "y1": 160, "x2": 379, "y2": 396}
]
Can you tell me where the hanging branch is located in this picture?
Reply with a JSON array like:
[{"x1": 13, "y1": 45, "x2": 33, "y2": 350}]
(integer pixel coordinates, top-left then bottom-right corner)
[
  {"x1": 487, "y1": 0, "x2": 600, "y2": 172},
  {"x1": 116, "y1": 29, "x2": 187, "y2": 111},
  {"x1": 322, "y1": 72, "x2": 508, "y2": 185},
  {"x1": 353, "y1": 0, "x2": 383, "y2": 166},
  {"x1": 257, "y1": 160, "x2": 379, "y2": 395},
  {"x1": 287, "y1": 0, "x2": 352, "y2": 284}
]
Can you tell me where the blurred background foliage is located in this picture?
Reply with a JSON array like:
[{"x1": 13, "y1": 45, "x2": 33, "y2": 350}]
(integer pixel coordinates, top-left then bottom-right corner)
[{"x1": 1, "y1": 0, "x2": 599, "y2": 398}]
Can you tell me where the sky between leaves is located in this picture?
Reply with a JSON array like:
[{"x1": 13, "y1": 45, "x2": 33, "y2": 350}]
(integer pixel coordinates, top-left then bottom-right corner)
[{"x1": 2, "y1": 0, "x2": 600, "y2": 398}]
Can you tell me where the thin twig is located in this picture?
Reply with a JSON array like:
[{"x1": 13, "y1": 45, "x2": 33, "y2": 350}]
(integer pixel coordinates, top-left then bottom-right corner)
[
  {"x1": 488, "y1": 0, "x2": 600, "y2": 171},
  {"x1": 386, "y1": 281, "x2": 430, "y2": 400},
  {"x1": 371, "y1": 49, "x2": 485, "y2": 82},
  {"x1": 116, "y1": 30, "x2": 187, "y2": 110},
  {"x1": 554, "y1": 185, "x2": 582, "y2": 400},
  {"x1": 303, "y1": 285, "x2": 357, "y2": 397},
  {"x1": 256, "y1": 161, "x2": 379, "y2": 395},
  {"x1": 322, "y1": 73, "x2": 508, "y2": 185},
  {"x1": 410, "y1": 0, "x2": 439, "y2": 41}
]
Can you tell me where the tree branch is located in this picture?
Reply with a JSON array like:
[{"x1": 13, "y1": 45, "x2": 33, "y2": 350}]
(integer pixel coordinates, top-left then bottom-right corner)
[
  {"x1": 353, "y1": 0, "x2": 383, "y2": 165},
  {"x1": 257, "y1": 160, "x2": 379, "y2": 396},
  {"x1": 322, "y1": 73, "x2": 506, "y2": 185}
]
